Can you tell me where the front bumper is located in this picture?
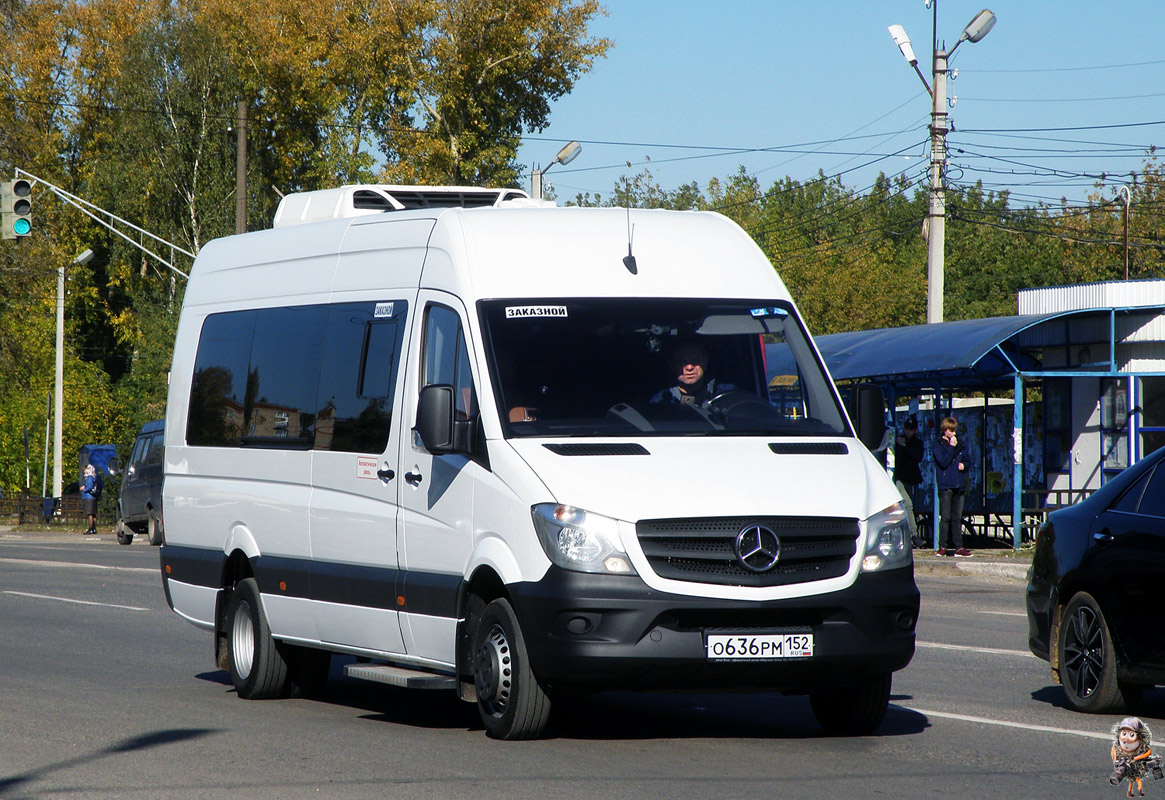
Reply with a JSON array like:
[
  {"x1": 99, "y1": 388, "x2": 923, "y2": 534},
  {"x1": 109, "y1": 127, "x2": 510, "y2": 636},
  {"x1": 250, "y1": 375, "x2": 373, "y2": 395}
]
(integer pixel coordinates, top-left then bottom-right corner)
[{"x1": 508, "y1": 566, "x2": 919, "y2": 692}]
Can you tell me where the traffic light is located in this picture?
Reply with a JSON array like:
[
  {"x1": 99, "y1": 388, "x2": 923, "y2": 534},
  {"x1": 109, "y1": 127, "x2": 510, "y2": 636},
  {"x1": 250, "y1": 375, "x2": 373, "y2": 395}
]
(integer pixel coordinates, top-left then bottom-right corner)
[{"x1": 2, "y1": 179, "x2": 32, "y2": 239}]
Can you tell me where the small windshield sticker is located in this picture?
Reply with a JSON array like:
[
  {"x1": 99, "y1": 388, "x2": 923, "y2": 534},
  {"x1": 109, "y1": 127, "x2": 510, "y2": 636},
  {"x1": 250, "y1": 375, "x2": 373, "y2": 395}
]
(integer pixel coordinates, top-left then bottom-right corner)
[
  {"x1": 505, "y1": 305, "x2": 568, "y2": 319},
  {"x1": 374, "y1": 302, "x2": 395, "y2": 318}
]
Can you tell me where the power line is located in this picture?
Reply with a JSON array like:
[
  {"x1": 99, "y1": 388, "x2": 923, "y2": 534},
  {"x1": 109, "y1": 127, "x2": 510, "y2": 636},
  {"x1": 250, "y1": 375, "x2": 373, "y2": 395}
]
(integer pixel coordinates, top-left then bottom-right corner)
[{"x1": 971, "y1": 58, "x2": 1165, "y2": 74}]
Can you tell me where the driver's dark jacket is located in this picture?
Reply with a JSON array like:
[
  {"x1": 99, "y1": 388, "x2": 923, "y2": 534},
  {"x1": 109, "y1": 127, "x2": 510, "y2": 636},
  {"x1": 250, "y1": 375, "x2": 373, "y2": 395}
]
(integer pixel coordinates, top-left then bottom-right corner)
[{"x1": 649, "y1": 378, "x2": 734, "y2": 408}]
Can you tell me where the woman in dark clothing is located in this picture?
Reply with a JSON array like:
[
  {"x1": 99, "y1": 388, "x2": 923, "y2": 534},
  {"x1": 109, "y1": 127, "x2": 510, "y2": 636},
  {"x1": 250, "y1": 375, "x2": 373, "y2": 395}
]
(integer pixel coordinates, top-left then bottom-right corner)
[{"x1": 933, "y1": 416, "x2": 971, "y2": 557}]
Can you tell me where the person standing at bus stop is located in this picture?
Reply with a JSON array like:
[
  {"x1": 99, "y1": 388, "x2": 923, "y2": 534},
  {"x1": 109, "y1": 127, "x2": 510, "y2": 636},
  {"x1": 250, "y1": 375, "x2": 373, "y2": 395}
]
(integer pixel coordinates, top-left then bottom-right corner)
[
  {"x1": 81, "y1": 464, "x2": 101, "y2": 535},
  {"x1": 893, "y1": 417, "x2": 924, "y2": 547},
  {"x1": 934, "y1": 416, "x2": 971, "y2": 557}
]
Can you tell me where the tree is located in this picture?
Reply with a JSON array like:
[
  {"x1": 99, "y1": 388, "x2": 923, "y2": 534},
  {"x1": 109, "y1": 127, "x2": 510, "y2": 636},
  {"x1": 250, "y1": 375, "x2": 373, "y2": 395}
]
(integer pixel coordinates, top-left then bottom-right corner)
[{"x1": 0, "y1": 0, "x2": 611, "y2": 495}]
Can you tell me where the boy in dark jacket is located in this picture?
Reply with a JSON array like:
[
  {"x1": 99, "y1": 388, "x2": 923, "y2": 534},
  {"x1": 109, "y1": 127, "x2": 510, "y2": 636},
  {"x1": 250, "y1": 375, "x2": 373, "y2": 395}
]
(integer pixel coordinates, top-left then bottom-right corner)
[{"x1": 933, "y1": 416, "x2": 970, "y2": 557}]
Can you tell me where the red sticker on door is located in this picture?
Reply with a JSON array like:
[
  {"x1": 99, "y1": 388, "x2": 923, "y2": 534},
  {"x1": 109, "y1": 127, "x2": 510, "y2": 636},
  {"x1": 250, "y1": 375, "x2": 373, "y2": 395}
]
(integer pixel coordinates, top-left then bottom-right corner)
[{"x1": 356, "y1": 456, "x2": 378, "y2": 480}]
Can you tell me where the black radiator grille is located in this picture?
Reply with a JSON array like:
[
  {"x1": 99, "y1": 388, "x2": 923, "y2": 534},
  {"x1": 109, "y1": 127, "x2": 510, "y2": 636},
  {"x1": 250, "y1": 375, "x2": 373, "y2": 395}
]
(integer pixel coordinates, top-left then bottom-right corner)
[{"x1": 636, "y1": 516, "x2": 860, "y2": 587}]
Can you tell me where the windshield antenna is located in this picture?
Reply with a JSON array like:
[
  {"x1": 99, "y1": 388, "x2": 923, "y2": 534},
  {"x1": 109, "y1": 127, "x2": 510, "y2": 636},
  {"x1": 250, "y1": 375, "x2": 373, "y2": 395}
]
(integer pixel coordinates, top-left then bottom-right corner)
[{"x1": 623, "y1": 207, "x2": 637, "y2": 274}]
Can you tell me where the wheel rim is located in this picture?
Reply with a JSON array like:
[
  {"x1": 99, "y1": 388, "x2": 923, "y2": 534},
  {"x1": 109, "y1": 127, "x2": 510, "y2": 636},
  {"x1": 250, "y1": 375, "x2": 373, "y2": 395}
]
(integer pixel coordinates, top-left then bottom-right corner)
[
  {"x1": 232, "y1": 600, "x2": 255, "y2": 680},
  {"x1": 475, "y1": 624, "x2": 512, "y2": 716},
  {"x1": 1062, "y1": 605, "x2": 1105, "y2": 699}
]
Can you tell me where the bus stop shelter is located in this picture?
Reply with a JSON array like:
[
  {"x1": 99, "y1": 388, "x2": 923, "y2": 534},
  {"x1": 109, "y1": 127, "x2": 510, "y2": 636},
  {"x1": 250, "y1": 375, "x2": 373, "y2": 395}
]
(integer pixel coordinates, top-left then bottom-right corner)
[{"x1": 773, "y1": 304, "x2": 1165, "y2": 548}]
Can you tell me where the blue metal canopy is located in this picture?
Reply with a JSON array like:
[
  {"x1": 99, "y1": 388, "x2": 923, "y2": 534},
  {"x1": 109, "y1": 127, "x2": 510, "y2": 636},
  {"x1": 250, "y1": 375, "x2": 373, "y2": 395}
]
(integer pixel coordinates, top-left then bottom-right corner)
[
  {"x1": 766, "y1": 305, "x2": 1165, "y2": 549},
  {"x1": 771, "y1": 307, "x2": 1165, "y2": 391}
]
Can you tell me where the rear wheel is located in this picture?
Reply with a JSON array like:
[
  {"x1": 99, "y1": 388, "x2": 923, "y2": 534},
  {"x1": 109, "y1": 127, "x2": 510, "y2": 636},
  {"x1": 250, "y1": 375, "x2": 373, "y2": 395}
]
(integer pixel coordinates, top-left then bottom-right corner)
[
  {"x1": 809, "y1": 673, "x2": 892, "y2": 735},
  {"x1": 147, "y1": 512, "x2": 164, "y2": 546},
  {"x1": 472, "y1": 598, "x2": 551, "y2": 740},
  {"x1": 227, "y1": 578, "x2": 289, "y2": 699},
  {"x1": 1058, "y1": 591, "x2": 1136, "y2": 713},
  {"x1": 115, "y1": 517, "x2": 133, "y2": 546}
]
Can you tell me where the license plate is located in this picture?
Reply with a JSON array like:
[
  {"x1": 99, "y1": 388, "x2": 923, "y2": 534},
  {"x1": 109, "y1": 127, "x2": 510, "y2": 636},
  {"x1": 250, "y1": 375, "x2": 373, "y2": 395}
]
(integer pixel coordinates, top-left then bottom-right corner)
[{"x1": 706, "y1": 633, "x2": 814, "y2": 661}]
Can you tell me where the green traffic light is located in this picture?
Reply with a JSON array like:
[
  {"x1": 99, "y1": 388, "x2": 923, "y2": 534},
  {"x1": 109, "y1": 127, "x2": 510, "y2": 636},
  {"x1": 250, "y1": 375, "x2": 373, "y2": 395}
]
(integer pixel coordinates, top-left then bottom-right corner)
[{"x1": 13, "y1": 218, "x2": 29, "y2": 235}]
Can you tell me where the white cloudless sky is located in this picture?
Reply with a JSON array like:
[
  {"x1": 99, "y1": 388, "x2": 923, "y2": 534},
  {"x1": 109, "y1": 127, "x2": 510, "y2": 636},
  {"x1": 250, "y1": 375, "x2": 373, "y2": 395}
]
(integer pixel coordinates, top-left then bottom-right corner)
[{"x1": 515, "y1": 0, "x2": 1165, "y2": 208}]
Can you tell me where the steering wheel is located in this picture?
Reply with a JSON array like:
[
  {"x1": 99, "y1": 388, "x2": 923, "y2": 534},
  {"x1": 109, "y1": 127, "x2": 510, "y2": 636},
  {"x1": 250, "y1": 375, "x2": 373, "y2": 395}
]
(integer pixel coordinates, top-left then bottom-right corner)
[{"x1": 705, "y1": 390, "x2": 777, "y2": 423}]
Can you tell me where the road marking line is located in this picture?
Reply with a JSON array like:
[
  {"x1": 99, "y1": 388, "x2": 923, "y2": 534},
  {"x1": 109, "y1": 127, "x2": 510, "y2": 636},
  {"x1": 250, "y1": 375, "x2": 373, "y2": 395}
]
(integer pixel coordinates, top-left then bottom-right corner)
[
  {"x1": 917, "y1": 640, "x2": 1037, "y2": 659},
  {"x1": 3, "y1": 590, "x2": 149, "y2": 612},
  {"x1": 0, "y1": 557, "x2": 155, "y2": 574},
  {"x1": 981, "y1": 610, "x2": 1027, "y2": 617},
  {"x1": 898, "y1": 706, "x2": 1111, "y2": 741}
]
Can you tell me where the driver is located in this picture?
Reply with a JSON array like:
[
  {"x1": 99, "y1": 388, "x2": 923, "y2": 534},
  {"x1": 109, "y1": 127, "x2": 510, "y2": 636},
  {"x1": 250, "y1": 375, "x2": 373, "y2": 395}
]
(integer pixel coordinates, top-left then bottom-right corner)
[{"x1": 650, "y1": 340, "x2": 733, "y2": 408}]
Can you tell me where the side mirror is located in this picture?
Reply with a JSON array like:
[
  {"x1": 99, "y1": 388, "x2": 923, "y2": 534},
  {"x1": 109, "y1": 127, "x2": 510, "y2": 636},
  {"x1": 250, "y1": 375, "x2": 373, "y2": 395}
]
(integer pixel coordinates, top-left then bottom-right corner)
[
  {"x1": 416, "y1": 385, "x2": 456, "y2": 454},
  {"x1": 850, "y1": 384, "x2": 887, "y2": 453}
]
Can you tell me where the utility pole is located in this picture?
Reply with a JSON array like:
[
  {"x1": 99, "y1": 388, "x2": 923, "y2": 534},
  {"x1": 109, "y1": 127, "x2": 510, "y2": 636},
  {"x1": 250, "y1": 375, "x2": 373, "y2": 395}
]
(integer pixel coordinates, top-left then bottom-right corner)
[
  {"x1": 926, "y1": 48, "x2": 949, "y2": 324},
  {"x1": 53, "y1": 249, "x2": 94, "y2": 504},
  {"x1": 888, "y1": 7, "x2": 996, "y2": 325},
  {"x1": 52, "y1": 258, "x2": 64, "y2": 501},
  {"x1": 1120, "y1": 185, "x2": 1131, "y2": 280},
  {"x1": 236, "y1": 101, "x2": 248, "y2": 235}
]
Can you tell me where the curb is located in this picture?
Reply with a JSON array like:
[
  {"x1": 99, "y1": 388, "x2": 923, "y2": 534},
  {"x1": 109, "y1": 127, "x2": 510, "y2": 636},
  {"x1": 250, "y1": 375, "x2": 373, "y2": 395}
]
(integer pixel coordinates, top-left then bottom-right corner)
[
  {"x1": 915, "y1": 553, "x2": 1030, "y2": 582},
  {"x1": 952, "y1": 560, "x2": 1029, "y2": 581}
]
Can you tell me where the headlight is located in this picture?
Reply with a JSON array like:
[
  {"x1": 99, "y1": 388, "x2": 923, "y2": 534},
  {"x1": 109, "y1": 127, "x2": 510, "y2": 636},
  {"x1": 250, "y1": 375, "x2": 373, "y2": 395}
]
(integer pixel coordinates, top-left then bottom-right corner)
[
  {"x1": 861, "y1": 502, "x2": 912, "y2": 572},
  {"x1": 532, "y1": 503, "x2": 637, "y2": 575}
]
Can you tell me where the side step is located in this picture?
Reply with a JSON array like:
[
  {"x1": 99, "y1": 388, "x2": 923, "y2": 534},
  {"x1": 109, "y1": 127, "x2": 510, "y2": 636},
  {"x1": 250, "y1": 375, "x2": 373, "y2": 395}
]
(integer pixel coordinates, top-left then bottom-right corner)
[{"x1": 343, "y1": 663, "x2": 457, "y2": 690}]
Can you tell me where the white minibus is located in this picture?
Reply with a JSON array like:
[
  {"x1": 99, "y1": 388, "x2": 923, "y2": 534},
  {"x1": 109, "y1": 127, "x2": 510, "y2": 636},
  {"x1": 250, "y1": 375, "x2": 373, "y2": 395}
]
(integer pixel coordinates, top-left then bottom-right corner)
[{"x1": 160, "y1": 184, "x2": 918, "y2": 739}]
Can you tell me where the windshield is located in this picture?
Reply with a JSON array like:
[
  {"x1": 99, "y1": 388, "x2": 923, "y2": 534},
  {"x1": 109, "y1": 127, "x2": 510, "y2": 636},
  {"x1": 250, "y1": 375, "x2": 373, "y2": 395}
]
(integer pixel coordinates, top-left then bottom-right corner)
[{"x1": 480, "y1": 298, "x2": 848, "y2": 438}]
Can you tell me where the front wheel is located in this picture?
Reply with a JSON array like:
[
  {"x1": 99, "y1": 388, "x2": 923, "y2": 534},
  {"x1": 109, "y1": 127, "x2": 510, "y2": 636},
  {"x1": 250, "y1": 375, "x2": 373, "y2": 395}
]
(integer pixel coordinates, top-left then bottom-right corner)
[
  {"x1": 809, "y1": 672, "x2": 891, "y2": 735},
  {"x1": 227, "y1": 578, "x2": 289, "y2": 699},
  {"x1": 472, "y1": 598, "x2": 551, "y2": 740},
  {"x1": 1058, "y1": 591, "x2": 1136, "y2": 713}
]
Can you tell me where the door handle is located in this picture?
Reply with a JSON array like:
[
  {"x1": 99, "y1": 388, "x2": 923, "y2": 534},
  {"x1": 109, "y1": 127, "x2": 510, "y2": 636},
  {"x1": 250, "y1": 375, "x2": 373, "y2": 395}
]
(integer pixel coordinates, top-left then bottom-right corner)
[
  {"x1": 1093, "y1": 531, "x2": 1114, "y2": 543},
  {"x1": 404, "y1": 471, "x2": 423, "y2": 486},
  {"x1": 377, "y1": 468, "x2": 395, "y2": 483}
]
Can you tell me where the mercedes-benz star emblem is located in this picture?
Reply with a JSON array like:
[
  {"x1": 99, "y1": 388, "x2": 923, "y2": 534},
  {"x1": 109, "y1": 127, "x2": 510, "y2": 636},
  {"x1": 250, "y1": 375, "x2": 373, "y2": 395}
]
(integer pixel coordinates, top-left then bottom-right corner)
[{"x1": 735, "y1": 525, "x2": 781, "y2": 572}]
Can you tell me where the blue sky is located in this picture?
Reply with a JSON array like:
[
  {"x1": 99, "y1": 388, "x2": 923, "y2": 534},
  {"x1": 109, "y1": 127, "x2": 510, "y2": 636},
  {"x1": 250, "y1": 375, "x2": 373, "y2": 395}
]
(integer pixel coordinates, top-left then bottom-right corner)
[{"x1": 515, "y1": 1, "x2": 1165, "y2": 209}]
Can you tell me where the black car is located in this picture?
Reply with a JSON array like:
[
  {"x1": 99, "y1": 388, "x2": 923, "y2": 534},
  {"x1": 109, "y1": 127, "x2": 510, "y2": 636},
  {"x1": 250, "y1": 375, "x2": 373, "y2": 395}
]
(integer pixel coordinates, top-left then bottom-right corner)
[
  {"x1": 1027, "y1": 445, "x2": 1165, "y2": 713},
  {"x1": 116, "y1": 420, "x2": 165, "y2": 546}
]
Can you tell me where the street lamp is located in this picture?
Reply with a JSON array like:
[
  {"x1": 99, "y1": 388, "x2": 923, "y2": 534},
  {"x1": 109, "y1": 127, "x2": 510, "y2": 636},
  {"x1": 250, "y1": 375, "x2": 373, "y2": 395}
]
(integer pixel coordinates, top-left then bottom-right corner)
[
  {"x1": 888, "y1": 8, "x2": 996, "y2": 324},
  {"x1": 53, "y1": 248, "x2": 93, "y2": 504},
  {"x1": 530, "y1": 140, "x2": 582, "y2": 200}
]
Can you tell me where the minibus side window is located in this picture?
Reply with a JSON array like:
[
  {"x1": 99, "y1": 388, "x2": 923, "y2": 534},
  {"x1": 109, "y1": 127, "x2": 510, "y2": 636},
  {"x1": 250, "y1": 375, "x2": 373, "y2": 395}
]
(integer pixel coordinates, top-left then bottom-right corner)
[
  {"x1": 423, "y1": 305, "x2": 477, "y2": 420},
  {"x1": 187, "y1": 301, "x2": 407, "y2": 453},
  {"x1": 187, "y1": 310, "x2": 256, "y2": 446},
  {"x1": 243, "y1": 306, "x2": 327, "y2": 444},
  {"x1": 316, "y1": 301, "x2": 408, "y2": 454}
]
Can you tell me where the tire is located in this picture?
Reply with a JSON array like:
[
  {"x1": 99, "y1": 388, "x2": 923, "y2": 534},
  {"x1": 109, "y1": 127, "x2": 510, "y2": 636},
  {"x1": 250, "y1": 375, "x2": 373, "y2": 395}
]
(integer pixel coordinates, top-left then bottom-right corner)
[
  {"x1": 472, "y1": 598, "x2": 551, "y2": 740},
  {"x1": 809, "y1": 673, "x2": 892, "y2": 735},
  {"x1": 146, "y1": 512, "x2": 164, "y2": 546},
  {"x1": 115, "y1": 518, "x2": 133, "y2": 546},
  {"x1": 227, "y1": 578, "x2": 289, "y2": 699},
  {"x1": 1058, "y1": 591, "x2": 1136, "y2": 713}
]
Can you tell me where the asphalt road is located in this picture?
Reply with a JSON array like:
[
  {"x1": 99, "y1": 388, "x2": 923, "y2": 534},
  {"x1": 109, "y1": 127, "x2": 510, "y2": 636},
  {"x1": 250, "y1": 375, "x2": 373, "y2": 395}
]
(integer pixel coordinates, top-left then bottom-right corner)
[{"x1": 0, "y1": 534, "x2": 1143, "y2": 799}]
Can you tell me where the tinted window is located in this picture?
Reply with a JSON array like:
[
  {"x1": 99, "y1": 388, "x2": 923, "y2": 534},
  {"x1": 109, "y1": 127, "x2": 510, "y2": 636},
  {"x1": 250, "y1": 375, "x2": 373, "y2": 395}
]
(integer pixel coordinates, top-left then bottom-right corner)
[
  {"x1": 243, "y1": 306, "x2": 327, "y2": 445},
  {"x1": 187, "y1": 301, "x2": 407, "y2": 453},
  {"x1": 424, "y1": 305, "x2": 477, "y2": 419},
  {"x1": 128, "y1": 436, "x2": 147, "y2": 469},
  {"x1": 316, "y1": 302, "x2": 408, "y2": 453},
  {"x1": 1112, "y1": 470, "x2": 1150, "y2": 514},
  {"x1": 1138, "y1": 465, "x2": 1165, "y2": 518},
  {"x1": 143, "y1": 435, "x2": 165, "y2": 467},
  {"x1": 187, "y1": 311, "x2": 255, "y2": 446}
]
